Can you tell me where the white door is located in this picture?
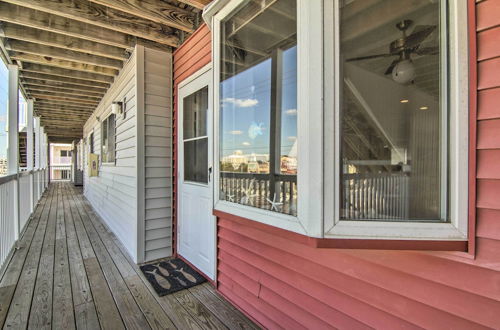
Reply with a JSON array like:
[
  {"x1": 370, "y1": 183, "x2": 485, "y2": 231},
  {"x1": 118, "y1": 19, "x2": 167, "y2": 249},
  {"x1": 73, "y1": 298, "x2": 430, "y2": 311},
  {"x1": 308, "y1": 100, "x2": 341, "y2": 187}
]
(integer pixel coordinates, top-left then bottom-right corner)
[{"x1": 177, "y1": 66, "x2": 216, "y2": 280}]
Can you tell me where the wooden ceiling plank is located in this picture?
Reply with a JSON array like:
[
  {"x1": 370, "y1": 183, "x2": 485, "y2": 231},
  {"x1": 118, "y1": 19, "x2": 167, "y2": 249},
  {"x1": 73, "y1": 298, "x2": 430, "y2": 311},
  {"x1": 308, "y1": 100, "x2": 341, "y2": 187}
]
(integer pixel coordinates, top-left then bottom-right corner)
[
  {"x1": 20, "y1": 71, "x2": 110, "y2": 88},
  {"x1": 2, "y1": 0, "x2": 180, "y2": 46},
  {"x1": 26, "y1": 85, "x2": 104, "y2": 98},
  {"x1": 29, "y1": 90, "x2": 101, "y2": 101},
  {"x1": 35, "y1": 102, "x2": 96, "y2": 111},
  {"x1": 0, "y1": 2, "x2": 134, "y2": 49},
  {"x1": 176, "y1": 0, "x2": 211, "y2": 10},
  {"x1": 22, "y1": 78, "x2": 106, "y2": 94},
  {"x1": 89, "y1": 0, "x2": 196, "y2": 32},
  {"x1": 0, "y1": 23, "x2": 129, "y2": 60},
  {"x1": 20, "y1": 63, "x2": 114, "y2": 83},
  {"x1": 5, "y1": 40, "x2": 124, "y2": 69},
  {"x1": 31, "y1": 94, "x2": 100, "y2": 105},
  {"x1": 35, "y1": 99, "x2": 96, "y2": 107},
  {"x1": 10, "y1": 52, "x2": 119, "y2": 76}
]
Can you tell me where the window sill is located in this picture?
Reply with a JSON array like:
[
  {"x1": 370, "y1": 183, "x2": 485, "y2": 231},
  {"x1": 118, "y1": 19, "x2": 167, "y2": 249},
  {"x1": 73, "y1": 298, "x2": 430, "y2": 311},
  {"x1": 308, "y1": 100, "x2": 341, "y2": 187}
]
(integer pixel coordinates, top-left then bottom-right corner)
[
  {"x1": 214, "y1": 200, "x2": 306, "y2": 236},
  {"x1": 100, "y1": 162, "x2": 115, "y2": 167}
]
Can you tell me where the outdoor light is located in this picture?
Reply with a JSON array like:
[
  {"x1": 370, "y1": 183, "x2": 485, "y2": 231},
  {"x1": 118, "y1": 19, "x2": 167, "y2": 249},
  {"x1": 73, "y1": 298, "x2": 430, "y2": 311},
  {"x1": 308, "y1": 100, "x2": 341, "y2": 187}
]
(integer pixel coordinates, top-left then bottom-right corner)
[
  {"x1": 400, "y1": 99, "x2": 409, "y2": 104},
  {"x1": 419, "y1": 106, "x2": 429, "y2": 110},
  {"x1": 111, "y1": 101, "x2": 123, "y2": 115}
]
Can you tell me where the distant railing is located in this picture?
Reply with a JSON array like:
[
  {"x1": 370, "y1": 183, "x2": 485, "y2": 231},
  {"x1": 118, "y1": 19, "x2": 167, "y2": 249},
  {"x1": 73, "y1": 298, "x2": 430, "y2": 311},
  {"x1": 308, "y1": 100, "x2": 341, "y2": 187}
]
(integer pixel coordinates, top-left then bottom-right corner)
[
  {"x1": 0, "y1": 168, "x2": 48, "y2": 273},
  {"x1": 341, "y1": 172, "x2": 410, "y2": 220},
  {"x1": 220, "y1": 172, "x2": 297, "y2": 216},
  {"x1": 50, "y1": 165, "x2": 71, "y2": 181}
]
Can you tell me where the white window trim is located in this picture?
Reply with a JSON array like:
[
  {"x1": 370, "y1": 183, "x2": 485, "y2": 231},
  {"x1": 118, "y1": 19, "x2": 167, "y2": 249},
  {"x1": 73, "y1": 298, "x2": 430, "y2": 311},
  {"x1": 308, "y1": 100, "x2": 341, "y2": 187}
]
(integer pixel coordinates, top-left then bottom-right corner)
[
  {"x1": 211, "y1": 0, "x2": 324, "y2": 236},
  {"x1": 323, "y1": 0, "x2": 469, "y2": 241},
  {"x1": 100, "y1": 114, "x2": 116, "y2": 166}
]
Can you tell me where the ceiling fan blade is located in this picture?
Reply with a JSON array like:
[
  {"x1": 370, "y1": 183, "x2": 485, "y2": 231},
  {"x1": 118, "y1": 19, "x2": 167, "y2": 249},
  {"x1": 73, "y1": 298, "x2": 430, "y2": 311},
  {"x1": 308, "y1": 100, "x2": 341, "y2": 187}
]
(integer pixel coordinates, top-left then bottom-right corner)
[
  {"x1": 346, "y1": 53, "x2": 393, "y2": 62},
  {"x1": 384, "y1": 59, "x2": 399, "y2": 75},
  {"x1": 415, "y1": 46, "x2": 439, "y2": 55},
  {"x1": 405, "y1": 25, "x2": 437, "y2": 48}
]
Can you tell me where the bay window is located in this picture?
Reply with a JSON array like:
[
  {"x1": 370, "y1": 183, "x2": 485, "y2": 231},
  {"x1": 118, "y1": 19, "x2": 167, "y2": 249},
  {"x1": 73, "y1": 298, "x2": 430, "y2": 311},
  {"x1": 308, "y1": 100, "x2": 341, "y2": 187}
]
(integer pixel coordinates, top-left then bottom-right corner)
[{"x1": 209, "y1": 0, "x2": 468, "y2": 243}]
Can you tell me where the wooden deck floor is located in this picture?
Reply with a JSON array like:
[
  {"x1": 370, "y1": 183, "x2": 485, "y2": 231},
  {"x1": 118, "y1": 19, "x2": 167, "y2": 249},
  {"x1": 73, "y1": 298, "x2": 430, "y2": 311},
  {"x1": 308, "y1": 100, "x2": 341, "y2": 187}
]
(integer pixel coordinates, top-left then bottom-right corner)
[{"x1": 0, "y1": 183, "x2": 258, "y2": 330}]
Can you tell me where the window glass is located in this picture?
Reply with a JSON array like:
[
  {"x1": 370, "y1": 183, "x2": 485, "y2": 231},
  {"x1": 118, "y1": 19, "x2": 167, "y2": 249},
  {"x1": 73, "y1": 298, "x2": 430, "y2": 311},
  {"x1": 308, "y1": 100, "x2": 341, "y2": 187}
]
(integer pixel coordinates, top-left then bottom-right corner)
[
  {"x1": 101, "y1": 114, "x2": 115, "y2": 163},
  {"x1": 219, "y1": 0, "x2": 297, "y2": 216},
  {"x1": 339, "y1": 0, "x2": 446, "y2": 221},
  {"x1": 183, "y1": 87, "x2": 209, "y2": 184}
]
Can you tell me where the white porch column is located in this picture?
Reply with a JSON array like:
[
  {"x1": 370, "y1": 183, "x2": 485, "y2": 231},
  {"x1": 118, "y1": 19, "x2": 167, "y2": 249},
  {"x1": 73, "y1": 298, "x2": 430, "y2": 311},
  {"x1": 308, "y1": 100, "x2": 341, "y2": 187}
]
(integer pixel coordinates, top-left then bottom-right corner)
[
  {"x1": 27, "y1": 99, "x2": 34, "y2": 212},
  {"x1": 26, "y1": 99, "x2": 34, "y2": 170},
  {"x1": 7, "y1": 64, "x2": 18, "y2": 175},
  {"x1": 34, "y1": 117, "x2": 40, "y2": 169}
]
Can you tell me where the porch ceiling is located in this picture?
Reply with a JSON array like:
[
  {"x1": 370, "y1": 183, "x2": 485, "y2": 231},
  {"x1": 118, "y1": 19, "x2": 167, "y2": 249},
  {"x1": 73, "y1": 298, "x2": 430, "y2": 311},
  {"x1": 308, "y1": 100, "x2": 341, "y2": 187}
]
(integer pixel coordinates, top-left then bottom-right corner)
[{"x1": 0, "y1": 0, "x2": 211, "y2": 143}]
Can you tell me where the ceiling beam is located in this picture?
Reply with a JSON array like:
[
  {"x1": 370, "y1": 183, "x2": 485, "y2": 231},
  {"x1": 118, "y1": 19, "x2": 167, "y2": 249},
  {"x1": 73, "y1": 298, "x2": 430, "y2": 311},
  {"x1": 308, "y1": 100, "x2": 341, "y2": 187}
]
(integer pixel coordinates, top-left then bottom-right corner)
[
  {"x1": 20, "y1": 71, "x2": 110, "y2": 88},
  {"x1": 29, "y1": 90, "x2": 101, "y2": 102},
  {"x1": 2, "y1": 0, "x2": 180, "y2": 47},
  {"x1": 25, "y1": 85, "x2": 104, "y2": 98},
  {"x1": 0, "y1": 2, "x2": 134, "y2": 49},
  {"x1": 30, "y1": 93, "x2": 100, "y2": 105},
  {"x1": 22, "y1": 78, "x2": 107, "y2": 94},
  {"x1": 35, "y1": 101, "x2": 96, "y2": 111},
  {"x1": 10, "y1": 52, "x2": 119, "y2": 76},
  {"x1": 176, "y1": 0, "x2": 211, "y2": 10},
  {"x1": 20, "y1": 63, "x2": 114, "y2": 83},
  {"x1": 88, "y1": 0, "x2": 196, "y2": 32},
  {"x1": 5, "y1": 40, "x2": 123, "y2": 69},
  {"x1": 0, "y1": 23, "x2": 129, "y2": 61}
]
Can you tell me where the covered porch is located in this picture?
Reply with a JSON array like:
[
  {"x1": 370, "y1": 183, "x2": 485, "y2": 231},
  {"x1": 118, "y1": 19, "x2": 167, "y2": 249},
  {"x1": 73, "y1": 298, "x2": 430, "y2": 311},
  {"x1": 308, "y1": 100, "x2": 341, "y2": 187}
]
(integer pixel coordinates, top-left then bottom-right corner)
[{"x1": 0, "y1": 182, "x2": 256, "y2": 329}]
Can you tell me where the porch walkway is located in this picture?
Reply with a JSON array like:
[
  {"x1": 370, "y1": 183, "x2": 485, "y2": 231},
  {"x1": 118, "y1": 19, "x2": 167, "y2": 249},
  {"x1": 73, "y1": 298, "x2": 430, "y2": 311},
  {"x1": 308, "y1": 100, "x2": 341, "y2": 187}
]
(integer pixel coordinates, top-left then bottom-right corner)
[{"x1": 0, "y1": 183, "x2": 258, "y2": 330}]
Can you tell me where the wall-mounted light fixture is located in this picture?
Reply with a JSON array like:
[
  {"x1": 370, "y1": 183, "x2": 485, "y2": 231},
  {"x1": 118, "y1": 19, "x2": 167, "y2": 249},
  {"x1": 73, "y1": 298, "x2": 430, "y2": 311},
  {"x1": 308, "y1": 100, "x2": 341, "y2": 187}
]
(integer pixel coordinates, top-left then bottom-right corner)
[
  {"x1": 111, "y1": 101, "x2": 123, "y2": 115},
  {"x1": 111, "y1": 97, "x2": 127, "y2": 118}
]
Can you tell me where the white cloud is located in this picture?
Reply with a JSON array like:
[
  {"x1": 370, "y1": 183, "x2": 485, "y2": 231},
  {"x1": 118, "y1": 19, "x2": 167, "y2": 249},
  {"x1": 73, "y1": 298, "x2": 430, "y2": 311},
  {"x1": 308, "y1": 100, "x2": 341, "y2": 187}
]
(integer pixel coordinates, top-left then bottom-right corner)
[
  {"x1": 285, "y1": 109, "x2": 297, "y2": 116},
  {"x1": 229, "y1": 130, "x2": 243, "y2": 135},
  {"x1": 0, "y1": 115, "x2": 6, "y2": 123},
  {"x1": 223, "y1": 97, "x2": 258, "y2": 108},
  {"x1": 242, "y1": 142, "x2": 251, "y2": 146}
]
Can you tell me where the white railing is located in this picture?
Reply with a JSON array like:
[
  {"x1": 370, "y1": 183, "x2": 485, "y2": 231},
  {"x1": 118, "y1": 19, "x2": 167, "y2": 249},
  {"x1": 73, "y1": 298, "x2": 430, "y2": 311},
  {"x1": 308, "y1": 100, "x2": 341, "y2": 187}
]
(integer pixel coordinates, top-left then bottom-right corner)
[
  {"x1": 0, "y1": 168, "x2": 48, "y2": 273},
  {"x1": 50, "y1": 165, "x2": 71, "y2": 181},
  {"x1": 0, "y1": 176, "x2": 17, "y2": 273},
  {"x1": 342, "y1": 172, "x2": 410, "y2": 220}
]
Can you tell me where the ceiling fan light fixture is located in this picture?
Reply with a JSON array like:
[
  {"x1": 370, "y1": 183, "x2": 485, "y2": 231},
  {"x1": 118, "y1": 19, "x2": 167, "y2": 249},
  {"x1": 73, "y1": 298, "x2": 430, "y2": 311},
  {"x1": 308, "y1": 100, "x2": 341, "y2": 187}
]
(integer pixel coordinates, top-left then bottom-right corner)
[{"x1": 392, "y1": 60, "x2": 416, "y2": 84}]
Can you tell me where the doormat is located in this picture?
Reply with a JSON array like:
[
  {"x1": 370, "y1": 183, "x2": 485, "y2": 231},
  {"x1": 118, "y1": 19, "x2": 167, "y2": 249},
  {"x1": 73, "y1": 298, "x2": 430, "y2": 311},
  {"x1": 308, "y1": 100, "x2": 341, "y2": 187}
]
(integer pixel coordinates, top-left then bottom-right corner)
[{"x1": 140, "y1": 258, "x2": 207, "y2": 296}]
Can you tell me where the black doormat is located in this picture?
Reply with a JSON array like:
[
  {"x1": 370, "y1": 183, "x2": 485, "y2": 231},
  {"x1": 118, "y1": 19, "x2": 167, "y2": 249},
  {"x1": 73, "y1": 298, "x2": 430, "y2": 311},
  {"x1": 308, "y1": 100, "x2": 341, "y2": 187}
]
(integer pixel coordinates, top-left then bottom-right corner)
[{"x1": 140, "y1": 258, "x2": 207, "y2": 296}]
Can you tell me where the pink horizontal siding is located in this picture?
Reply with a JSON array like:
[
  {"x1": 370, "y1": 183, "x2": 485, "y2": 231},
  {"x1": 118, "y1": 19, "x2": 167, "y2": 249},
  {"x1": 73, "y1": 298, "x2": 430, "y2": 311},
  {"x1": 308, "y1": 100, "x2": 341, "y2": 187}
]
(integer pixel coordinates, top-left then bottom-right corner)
[{"x1": 213, "y1": 0, "x2": 500, "y2": 328}]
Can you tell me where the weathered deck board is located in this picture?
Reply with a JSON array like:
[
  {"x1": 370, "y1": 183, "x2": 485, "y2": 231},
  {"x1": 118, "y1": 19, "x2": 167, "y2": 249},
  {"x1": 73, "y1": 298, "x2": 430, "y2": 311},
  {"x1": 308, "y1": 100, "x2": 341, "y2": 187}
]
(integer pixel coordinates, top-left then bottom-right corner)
[{"x1": 0, "y1": 183, "x2": 257, "y2": 330}]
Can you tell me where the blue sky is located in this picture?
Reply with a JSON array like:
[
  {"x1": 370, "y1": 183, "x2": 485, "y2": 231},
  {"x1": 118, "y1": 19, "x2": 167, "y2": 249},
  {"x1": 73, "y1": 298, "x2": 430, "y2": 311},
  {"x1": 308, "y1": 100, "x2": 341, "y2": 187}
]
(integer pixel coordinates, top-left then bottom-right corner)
[{"x1": 220, "y1": 46, "x2": 297, "y2": 158}]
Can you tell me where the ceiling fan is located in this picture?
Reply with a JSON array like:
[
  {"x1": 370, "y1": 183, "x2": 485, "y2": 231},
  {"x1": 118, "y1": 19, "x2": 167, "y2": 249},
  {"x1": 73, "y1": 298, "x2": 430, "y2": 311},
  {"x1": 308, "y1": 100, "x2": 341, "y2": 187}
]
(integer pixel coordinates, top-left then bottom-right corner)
[{"x1": 346, "y1": 20, "x2": 438, "y2": 84}]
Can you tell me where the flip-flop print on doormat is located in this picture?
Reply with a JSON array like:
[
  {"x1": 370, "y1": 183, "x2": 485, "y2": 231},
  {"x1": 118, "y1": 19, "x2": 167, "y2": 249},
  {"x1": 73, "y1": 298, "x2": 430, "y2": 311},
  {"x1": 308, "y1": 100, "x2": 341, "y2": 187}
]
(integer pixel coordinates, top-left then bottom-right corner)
[{"x1": 140, "y1": 258, "x2": 206, "y2": 296}]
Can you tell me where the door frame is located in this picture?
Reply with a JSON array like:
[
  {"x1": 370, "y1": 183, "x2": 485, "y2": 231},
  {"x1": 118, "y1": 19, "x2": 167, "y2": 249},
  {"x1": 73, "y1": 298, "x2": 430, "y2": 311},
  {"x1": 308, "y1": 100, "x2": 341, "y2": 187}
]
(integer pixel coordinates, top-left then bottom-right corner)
[{"x1": 176, "y1": 63, "x2": 216, "y2": 280}]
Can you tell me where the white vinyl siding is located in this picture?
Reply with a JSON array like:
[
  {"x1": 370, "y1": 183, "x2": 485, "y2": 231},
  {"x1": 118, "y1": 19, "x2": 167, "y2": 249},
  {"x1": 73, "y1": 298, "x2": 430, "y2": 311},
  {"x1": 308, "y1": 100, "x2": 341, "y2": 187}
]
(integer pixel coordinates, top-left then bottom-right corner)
[
  {"x1": 83, "y1": 50, "x2": 139, "y2": 261},
  {"x1": 143, "y1": 48, "x2": 173, "y2": 262}
]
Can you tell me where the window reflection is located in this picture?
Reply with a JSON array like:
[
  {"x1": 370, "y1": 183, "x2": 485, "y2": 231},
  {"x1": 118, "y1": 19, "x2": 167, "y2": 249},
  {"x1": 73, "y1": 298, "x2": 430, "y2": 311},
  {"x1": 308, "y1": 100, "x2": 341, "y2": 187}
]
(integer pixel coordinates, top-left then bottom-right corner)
[
  {"x1": 339, "y1": 0, "x2": 446, "y2": 221},
  {"x1": 219, "y1": 0, "x2": 297, "y2": 216}
]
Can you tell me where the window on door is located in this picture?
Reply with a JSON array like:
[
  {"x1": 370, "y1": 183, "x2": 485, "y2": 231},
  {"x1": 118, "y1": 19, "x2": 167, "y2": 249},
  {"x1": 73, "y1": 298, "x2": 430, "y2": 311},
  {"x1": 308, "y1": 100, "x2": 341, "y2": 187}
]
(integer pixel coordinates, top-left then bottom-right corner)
[{"x1": 183, "y1": 86, "x2": 209, "y2": 184}]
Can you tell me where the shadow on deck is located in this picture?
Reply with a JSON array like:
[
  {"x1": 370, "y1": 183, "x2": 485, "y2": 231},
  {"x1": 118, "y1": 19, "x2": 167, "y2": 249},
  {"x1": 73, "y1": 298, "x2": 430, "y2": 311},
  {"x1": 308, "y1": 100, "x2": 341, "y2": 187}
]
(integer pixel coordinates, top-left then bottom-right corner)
[{"x1": 0, "y1": 182, "x2": 258, "y2": 329}]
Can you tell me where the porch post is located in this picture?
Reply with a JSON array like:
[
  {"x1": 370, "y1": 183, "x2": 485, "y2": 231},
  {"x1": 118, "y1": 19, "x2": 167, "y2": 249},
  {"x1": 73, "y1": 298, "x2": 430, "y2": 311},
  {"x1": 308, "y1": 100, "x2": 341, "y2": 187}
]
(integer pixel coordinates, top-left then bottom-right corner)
[
  {"x1": 34, "y1": 117, "x2": 40, "y2": 169},
  {"x1": 26, "y1": 99, "x2": 34, "y2": 171},
  {"x1": 7, "y1": 64, "x2": 18, "y2": 175},
  {"x1": 7, "y1": 64, "x2": 19, "y2": 240},
  {"x1": 27, "y1": 99, "x2": 34, "y2": 212}
]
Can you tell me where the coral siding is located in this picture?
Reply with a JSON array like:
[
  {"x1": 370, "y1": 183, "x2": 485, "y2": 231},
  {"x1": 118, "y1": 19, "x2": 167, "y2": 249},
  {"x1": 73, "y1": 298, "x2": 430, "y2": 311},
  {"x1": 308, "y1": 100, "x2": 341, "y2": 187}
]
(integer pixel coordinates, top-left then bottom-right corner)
[
  {"x1": 171, "y1": 1, "x2": 500, "y2": 328},
  {"x1": 212, "y1": 1, "x2": 500, "y2": 329},
  {"x1": 172, "y1": 24, "x2": 211, "y2": 255}
]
